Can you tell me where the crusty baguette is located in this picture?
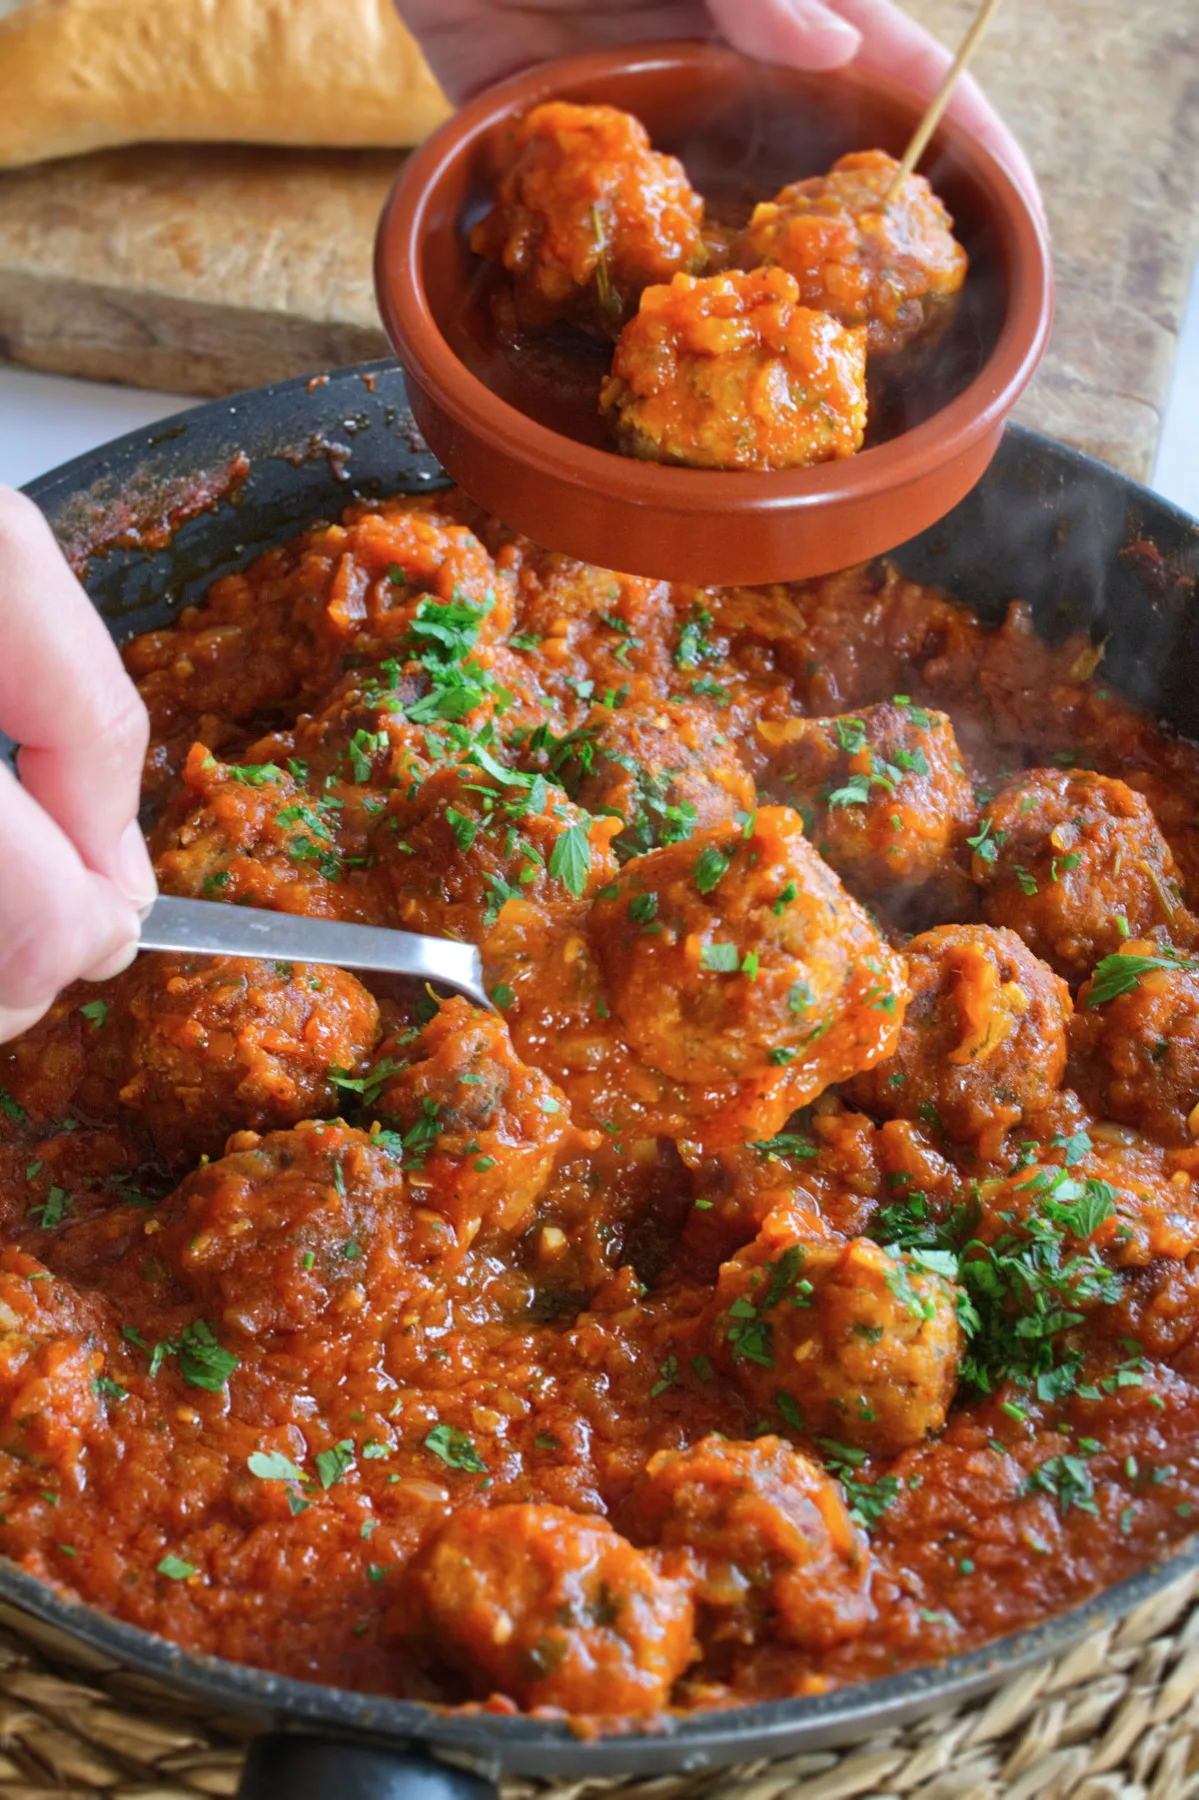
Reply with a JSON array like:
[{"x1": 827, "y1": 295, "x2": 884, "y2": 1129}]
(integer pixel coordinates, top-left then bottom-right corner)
[{"x1": 0, "y1": 0, "x2": 450, "y2": 168}]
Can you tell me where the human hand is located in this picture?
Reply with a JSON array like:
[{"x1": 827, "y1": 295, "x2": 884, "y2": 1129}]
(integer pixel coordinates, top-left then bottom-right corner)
[
  {"x1": 395, "y1": 0, "x2": 1040, "y2": 215},
  {"x1": 0, "y1": 486, "x2": 156, "y2": 1043}
]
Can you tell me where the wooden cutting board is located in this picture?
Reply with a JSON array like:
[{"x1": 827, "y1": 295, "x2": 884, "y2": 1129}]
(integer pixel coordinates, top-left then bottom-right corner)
[{"x1": 0, "y1": 0, "x2": 1195, "y2": 483}]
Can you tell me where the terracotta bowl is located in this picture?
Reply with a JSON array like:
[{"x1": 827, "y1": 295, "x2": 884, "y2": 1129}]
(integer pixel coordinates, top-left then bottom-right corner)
[{"x1": 375, "y1": 41, "x2": 1053, "y2": 585}]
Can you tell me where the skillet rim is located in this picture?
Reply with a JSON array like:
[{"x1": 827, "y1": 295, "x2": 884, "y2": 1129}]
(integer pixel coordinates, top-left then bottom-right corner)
[{"x1": 12, "y1": 358, "x2": 1199, "y2": 1777}]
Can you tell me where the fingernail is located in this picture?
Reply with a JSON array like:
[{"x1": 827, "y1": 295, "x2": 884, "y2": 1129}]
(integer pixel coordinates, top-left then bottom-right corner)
[
  {"x1": 81, "y1": 933, "x2": 140, "y2": 984},
  {"x1": 115, "y1": 820, "x2": 158, "y2": 913},
  {"x1": 789, "y1": 1, "x2": 861, "y2": 53}
]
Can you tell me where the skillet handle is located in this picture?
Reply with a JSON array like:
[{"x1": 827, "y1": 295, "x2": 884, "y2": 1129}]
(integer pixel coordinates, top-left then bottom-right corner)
[{"x1": 238, "y1": 1733, "x2": 497, "y2": 1800}]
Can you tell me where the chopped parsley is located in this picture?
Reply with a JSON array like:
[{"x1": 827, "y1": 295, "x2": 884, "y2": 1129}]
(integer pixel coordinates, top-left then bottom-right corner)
[
  {"x1": 1087, "y1": 949, "x2": 1199, "y2": 1007},
  {"x1": 724, "y1": 1245, "x2": 812, "y2": 1369},
  {"x1": 548, "y1": 823, "x2": 592, "y2": 898},
  {"x1": 169, "y1": 1321, "x2": 240, "y2": 1393},
  {"x1": 693, "y1": 846, "x2": 731, "y2": 894},
  {"x1": 226, "y1": 762, "x2": 284, "y2": 787},
  {"x1": 751, "y1": 1131, "x2": 817, "y2": 1161},
  {"x1": 0, "y1": 1087, "x2": 28, "y2": 1126},
  {"x1": 967, "y1": 820, "x2": 1005, "y2": 863},
  {"x1": 674, "y1": 604, "x2": 717, "y2": 669},
  {"x1": 1022, "y1": 1452, "x2": 1097, "y2": 1515},
  {"x1": 315, "y1": 1440, "x2": 356, "y2": 1489},
  {"x1": 650, "y1": 1356, "x2": 678, "y2": 1399},
  {"x1": 248, "y1": 1450, "x2": 308, "y2": 1483},
  {"x1": 29, "y1": 1187, "x2": 73, "y2": 1230},
  {"x1": 424, "y1": 1424, "x2": 487, "y2": 1473},
  {"x1": 157, "y1": 1554, "x2": 196, "y2": 1580}
]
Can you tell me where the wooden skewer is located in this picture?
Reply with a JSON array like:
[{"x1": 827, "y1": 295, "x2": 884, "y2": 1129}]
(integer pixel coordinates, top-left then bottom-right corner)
[{"x1": 884, "y1": 0, "x2": 1002, "y2": 205}]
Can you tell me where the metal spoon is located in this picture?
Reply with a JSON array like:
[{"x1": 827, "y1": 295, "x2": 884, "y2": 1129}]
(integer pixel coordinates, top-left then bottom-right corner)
[{"x1": 138, "y1": 896, "x2": 492, "y2": 1009}]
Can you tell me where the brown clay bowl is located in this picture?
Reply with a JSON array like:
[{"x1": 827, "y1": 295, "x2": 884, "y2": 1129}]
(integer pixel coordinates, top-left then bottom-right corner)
[{"x1": 375, "y1": 40, "x2": 1053, "y2": 585}]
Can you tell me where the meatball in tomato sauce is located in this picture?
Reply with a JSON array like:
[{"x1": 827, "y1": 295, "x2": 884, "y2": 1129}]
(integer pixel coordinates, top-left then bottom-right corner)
[
  {"x1": 627, "y1": 1435, "x2": 872, "y2": 1652},
  {"x1": 117, "y1": 954, "x2": 380, "y2": 1166},
  {"x1": 378, "y1": 761, "x2": 619, "y2": 945},
  {"x1": 371, "y1": 997, "x2": 579, "y2": 1247},
  {"x1": 758, "y1": 699, "x2": 976, "y2": 900},
  {"x1": 1071, "y1": 940, "x2": 1199, "y2": 1145},
  {"x1": 533, "y1": 696, "x2": 755, "y2": 861},
  {"x1": 600, "y1": 269, "x2": 868, "y2": 471},
  {"x1": 589, "y1": 805, "x2": 906, "y2": 1088},
  {"x1": 709, "y1": 1208, "x2": 963, "y2": 1454},
  {"x1": 149, "y1": 1120, "x2": 424, "y2": 1336},
  {"x1": 848, "y1": 924, "x2": 1071, "y2": 1150},
  {"x1": 470, "y1": 102, "x2": 705, "y2": 338},
  {"x1": 740, "y1": 149, "x2": 967, "y2": 355},
  {"x1": 395, "y1": 1503, "x2": 695, "y2": 1712},
  {"x1": 0, "y1": 1247, "x2": 112, "y2": 1480},
  {"x1": 971, "y1": 769, "x2": 1192, "y2": 984}
]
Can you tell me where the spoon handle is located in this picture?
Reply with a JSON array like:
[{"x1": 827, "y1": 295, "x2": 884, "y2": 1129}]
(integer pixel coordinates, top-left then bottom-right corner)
[{"x1": 138, "y1": 896, "x2": 491, "y2": 1009}]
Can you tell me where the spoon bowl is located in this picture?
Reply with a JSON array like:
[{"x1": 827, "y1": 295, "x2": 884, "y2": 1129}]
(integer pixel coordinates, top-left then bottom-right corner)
[{"x1": 375, "y1": 40, "x2": 1053, "y2": 585}]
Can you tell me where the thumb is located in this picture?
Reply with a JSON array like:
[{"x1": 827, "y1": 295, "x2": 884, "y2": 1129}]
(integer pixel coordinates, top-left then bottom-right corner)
[{"x1": 707, "y1": 0, "x2": 862, "y2": 69}]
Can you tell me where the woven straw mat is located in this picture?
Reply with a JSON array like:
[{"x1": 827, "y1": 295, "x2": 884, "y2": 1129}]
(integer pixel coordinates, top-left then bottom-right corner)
[{"x1": 0, "y1": 1570, "x2": 1197, "y2": 1800}]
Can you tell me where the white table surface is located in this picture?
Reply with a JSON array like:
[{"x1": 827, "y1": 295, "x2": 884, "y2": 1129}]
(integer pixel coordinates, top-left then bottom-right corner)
[{"x1": 1, "y1": 267, "x2": 1197, "y2": 509}]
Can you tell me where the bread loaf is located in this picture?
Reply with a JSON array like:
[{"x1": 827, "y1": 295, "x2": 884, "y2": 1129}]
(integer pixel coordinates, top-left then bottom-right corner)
[{"x1": 0, "y1": 0, "x2": 450, "y2": 168}]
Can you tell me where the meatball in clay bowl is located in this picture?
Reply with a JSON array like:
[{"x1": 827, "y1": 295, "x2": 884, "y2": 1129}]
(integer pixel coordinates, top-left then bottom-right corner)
[{"x1": 376, "y1": 41, "x2": 1052, "y2": 583}]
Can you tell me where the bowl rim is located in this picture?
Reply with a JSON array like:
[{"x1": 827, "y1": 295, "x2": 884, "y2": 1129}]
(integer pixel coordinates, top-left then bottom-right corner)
[{"x1": 375, "y1": 37, "x2": 1054, "y2": 517}]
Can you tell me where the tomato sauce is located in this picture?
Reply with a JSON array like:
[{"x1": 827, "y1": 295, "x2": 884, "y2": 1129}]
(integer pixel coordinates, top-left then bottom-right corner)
[{"x1": 2, "y1": 487, "x2": 1199, "y2": 1720}]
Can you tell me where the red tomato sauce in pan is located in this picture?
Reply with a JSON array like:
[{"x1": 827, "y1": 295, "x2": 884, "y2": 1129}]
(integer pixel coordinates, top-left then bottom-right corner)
[{"x1": 2, "y1": 487, "x2": 1199, "y2": 1721}]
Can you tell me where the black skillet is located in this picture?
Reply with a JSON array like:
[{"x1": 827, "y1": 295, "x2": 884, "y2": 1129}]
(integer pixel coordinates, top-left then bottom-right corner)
[{"x1": 14, "y1": 359, "x2": 1199, "y2": 1800}]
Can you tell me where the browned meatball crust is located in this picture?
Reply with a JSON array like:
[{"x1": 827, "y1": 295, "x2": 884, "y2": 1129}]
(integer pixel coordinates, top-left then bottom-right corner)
[
  {"x1": 758, "y1": 700, "x2": 977, "y2": 897},
  {"x1": 708, "y1": 1208, "x2": 963, "y2": 1454},
  {"x1": 588, "y1": 806, "x2": 907, "y2": 1088},
  {"x1": 531, "y1": 697, "x2": 755, "y2": 861},
  {"x1": 378, "y1": 761, "x2": 619, "y2": 944},
  {"x1": 371, "y1": 997, "x2": 578, "y2": 1246},
  {"x1": 971, "y1": 769, "x2": 1191, "y2": 984},
  {"x1": 116, "y1": 955, "x2": 381, "y2": 1166},
  {"x1": 848, "y1": 924, "x2": 1072, "y2": 1149},
  {"x1": 470, "y1": 102, "x2": 706, "y2": 338},
  {"x1": 393, "y1": 1503, "x2": 695, "y2": 1712},
  {"x1": 1071, "y1": 939, "x2": 1199, "y2": 1145},
  {"x1": 149, "y1": 1120, "x2": 426, "y2": 1335},
  {"x1": 626, "y1": 1435, "x2": 873, "y2": 1651}
]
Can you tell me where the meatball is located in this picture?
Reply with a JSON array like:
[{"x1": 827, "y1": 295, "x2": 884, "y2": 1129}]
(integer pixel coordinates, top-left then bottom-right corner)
[
  {"x1": 968, "y1": 1136, "x2": 1199, "y2": 1276},
  {"x1": 150, "y1": 1120, "x2": 429, "y2": 1335},
  {"x1": 277, "y1": 659, "x2": 481, "y2": 796},
  {"x1": 741, "y1": 150, "x2": 967, "y2": 355},
  {"x1": 129, "y1": 499, "x2": 501, "y2": 797},
  {"x1": 848, "y1": 925, "x2": 1071, "y2": 1149},
  {"x1": 599, "y1": 269, "x2": 868, "y2": 471},
  {"x1": 626, "y1": 1436, "x2": 872, "y2": 1650},
  {"x1": 758, "y1": 700, "x2": 976, "y2": 896},
  {"x1": 0, "y1": 988, "x2": 122, "y2": 1130},
  {"x1": 588, "y1": 806, "x2": 907, "y2": 1088},
  {"x1": 536, "y1": 697, "x2": 755, "y2": 861},
  {"x1": 709, "y1": 1209, "x2": 963, "y2": 1453},
  {"x1": 972, "y1": 770, "x2": 1191, "y2": 985},
  {"x1": 1071, "y1": 942, "x2": 1199, "y2": 1145},
  {"x1": 154, "y1": 746, "x2": 376, "y2": 923},
  {"x1": 115, "y1": 954, "x2": 380, "y2": 1166},
  {"x1": 0, "y1": 1247, "x2": 109, "y2": 1478},
  {"x1": 394, "y1": 1503, "x2": 695, "y2": 1712},
  {"x1": 372, "y1": 997, "x2": 576, "y2": 1245},
  {"x1": 470, "y1": 101, "x2": 705, "y2": 338},
  {"x1": 378, "y1": 761, "x2": 619, "y2": 944}
]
